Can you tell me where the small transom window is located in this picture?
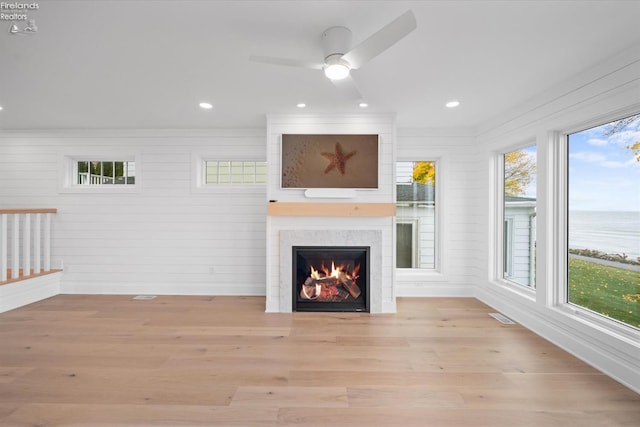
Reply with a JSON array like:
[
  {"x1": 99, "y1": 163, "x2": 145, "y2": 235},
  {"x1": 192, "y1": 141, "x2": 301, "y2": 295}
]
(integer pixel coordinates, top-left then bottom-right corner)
[
  {"x1": 205, "y1": 161, "x2": 267, "y2": 184},
  {"x1": 77, "y1": 161, "x2": 136, "y2": 185}
]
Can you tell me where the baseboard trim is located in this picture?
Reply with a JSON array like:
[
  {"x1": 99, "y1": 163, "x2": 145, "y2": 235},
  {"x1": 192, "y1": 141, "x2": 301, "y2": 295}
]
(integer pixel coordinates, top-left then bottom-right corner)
[
  {"x1": 396, "y1": 282, "x2": 474, "y2": 297},
  {"x1": 60, "y1": 281, "x2": 266, "y2": 296}
]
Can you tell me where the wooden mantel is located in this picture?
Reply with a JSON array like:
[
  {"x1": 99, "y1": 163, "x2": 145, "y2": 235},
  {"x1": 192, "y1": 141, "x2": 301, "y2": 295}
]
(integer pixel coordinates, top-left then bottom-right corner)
[{"x1": 267, "y1": 202, "x2": 395, "y2": 217}]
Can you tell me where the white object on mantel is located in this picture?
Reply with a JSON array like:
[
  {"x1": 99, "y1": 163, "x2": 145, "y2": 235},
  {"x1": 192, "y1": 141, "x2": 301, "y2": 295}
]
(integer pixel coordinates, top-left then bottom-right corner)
[{"x1": 304, "y1": 189, "x2": 357, "y2": 199}]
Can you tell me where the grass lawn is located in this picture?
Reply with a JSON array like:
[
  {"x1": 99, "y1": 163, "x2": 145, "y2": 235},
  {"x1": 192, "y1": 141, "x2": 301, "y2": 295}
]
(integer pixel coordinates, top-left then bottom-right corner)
[{"x1": 569, "y1": 257, "x2": 640, "y2": 329}]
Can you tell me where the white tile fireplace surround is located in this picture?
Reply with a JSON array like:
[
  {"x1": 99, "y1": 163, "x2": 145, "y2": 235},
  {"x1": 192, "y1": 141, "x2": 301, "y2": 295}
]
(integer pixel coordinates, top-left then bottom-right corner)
[{"x1": 277, "y1": 229, "x2": 384, "y2": 313}]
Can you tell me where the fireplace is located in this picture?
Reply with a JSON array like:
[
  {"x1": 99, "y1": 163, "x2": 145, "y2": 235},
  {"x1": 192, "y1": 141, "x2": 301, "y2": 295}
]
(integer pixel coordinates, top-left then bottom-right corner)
[{"x1": 292, "y1": 246, "x2": 370, "y2": 312}]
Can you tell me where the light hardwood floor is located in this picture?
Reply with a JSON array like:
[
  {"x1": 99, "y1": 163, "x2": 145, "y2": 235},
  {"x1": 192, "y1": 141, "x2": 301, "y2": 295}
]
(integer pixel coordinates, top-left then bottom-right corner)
[{"x1": 0, "y1": 295, "x2": 638, "y2": 426}]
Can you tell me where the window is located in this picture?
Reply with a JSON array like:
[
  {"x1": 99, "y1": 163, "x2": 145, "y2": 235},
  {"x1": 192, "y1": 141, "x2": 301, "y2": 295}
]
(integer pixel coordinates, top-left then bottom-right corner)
[
  {"x1": 76, "y1": 161, "x2": 136, "y2": 185},
  {"x1": 503, "y1": 216, "x2": 514, "y2": 277},
  {"x1": 60, "y1": 154, "x2": 140, "y2": 193},
  {"x1": 396, "y1": 221, "x2": 417, "y2": 268},
  {"x1": 205, "y1": 161, "x2": 267, "y2": 184},
  {"x1": 501, "y1": 145, "x2": 537, "y2": 288},
  {"x1": 567, "y1": 113, "x2": 640, "y2": 329},
  {"x1": 396, "y1": 161, "x2": 436, "y2": 269}
]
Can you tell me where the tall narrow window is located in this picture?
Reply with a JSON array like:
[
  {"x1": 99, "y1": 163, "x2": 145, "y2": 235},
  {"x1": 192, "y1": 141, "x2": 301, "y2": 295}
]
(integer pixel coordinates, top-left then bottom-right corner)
[
  {"x1": 567, "y1": 113, "x2": 640, "y2": 329},
  {"x1": 502, "y1": 145, "x2": 537, "y2": 288},
  {"x1": 396, "y1": 161, "x2": 436, "y2": 269}
]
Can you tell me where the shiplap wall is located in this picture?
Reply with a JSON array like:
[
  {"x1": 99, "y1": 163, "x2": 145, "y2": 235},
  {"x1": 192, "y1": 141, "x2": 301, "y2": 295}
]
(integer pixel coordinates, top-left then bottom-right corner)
[
  {"x1": 1, "y1": 124, "x2": 481, "y2": 299},
  {"x1": 0, "y1": 130, "x2": 267, "y2": 295},
  {"x1": 0, "y1": 124, "x2": 480, "y2": 299}
]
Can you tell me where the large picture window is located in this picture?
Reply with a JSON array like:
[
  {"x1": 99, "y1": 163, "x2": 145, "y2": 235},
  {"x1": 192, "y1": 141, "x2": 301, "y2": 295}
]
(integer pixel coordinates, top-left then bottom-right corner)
[
  {"x1": 396, "y1": 161, "x2": 436, "y2": 269},
  {"x1": 567, "y1": 113, "x2": 640, "y2": 329},
  {"x1": 502, "y1": 145, "x2": 537, "y2": 288}
]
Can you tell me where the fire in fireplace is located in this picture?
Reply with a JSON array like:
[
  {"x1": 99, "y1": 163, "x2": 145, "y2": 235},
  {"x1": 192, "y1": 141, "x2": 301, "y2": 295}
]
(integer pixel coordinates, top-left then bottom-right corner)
[{"x1": 292, "y1": 246, "x2": 369, "y2": 312}]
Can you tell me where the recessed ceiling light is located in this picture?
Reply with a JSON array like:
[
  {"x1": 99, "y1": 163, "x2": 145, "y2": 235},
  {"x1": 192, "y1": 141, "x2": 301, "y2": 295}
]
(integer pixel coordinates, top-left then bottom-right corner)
[
  {"x1": 0, "y1": 106, "x2": 3, "y2": 111},
  {"x1": 296, "y1": 103, "x2": 306, "y2": 108},
  {"x1": 359, "y1": 102, "x2": 368, "y2": 108},
  {"x1": 199, "y1": 102, "x2": 213, "y2": 109},
  {"x1": 446, "y1": 100, "x2": 460, "y2": 108}
]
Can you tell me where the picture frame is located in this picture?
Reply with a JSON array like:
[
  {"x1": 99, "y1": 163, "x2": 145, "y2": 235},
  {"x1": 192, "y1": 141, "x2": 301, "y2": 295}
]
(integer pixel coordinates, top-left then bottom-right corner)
[{"x1": 281, "y1": 134, "x2": 379, "y2": 189}]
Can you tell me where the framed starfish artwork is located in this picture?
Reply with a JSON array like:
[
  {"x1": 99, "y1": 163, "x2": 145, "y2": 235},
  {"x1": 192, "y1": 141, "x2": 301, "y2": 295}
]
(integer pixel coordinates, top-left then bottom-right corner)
[{"x1": 281, "y1": 134, "x2": 379, "y2": 189}]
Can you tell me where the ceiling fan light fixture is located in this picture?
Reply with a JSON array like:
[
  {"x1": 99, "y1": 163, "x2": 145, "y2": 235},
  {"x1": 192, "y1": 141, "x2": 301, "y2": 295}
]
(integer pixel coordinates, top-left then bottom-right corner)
[{"x1": 323, "y1": 55, "x2": 350, "y2": 80}]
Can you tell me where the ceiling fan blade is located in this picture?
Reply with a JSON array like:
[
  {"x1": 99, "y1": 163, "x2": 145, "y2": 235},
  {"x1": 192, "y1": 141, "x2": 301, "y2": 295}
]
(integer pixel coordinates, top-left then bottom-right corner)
[
  {"x1": 341, "y1": 10, "x2": 416, "y2": 69},
  {"x1": 249, "y1": 55, "x2": 324, "y2": 70},
  {"x1": 330, "y1": 75, "x2": 363, "y2": 101}
]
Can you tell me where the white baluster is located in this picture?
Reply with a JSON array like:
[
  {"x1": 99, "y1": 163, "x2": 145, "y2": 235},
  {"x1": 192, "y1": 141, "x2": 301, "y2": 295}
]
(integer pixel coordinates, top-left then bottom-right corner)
[
  {"x1": 34, "y1": 213, "x2": 42, "y2": 274},
  {"x1": 11, "y1": 214, "x2": 19, "y2": 279},
  {"x1": 1, "y1": 214, "x2": 7, "y2": 282},
  {"x1": 22, "y1": 213, "x2": 31, "y2": 277},
  {"x1": 44, "y1": 213, "x2": 51, "y2": 271}
]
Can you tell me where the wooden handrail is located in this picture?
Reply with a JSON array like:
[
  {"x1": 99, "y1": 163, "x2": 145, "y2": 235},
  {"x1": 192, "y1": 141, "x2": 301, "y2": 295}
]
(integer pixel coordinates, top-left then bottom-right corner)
[{"x1": 0, "y1": 208, "x2": 58, "y2": 214}]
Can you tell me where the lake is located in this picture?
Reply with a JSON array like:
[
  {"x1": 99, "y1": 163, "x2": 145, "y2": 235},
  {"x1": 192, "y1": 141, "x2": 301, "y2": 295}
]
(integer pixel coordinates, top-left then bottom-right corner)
[{"x1": 569, "y1": 210, "x2": 640, "y2": 260}]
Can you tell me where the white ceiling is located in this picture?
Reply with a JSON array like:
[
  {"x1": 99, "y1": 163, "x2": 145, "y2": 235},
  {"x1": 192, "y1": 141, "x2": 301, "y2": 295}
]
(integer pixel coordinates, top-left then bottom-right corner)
[{"x1": 1, "y1": 0, "x2": 639, "y2": 131}]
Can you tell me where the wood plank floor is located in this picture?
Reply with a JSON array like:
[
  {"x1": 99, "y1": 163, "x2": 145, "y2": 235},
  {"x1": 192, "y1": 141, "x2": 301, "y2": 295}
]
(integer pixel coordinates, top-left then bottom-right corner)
[{"x1": 0, "y1": 295, "x2": 638, "y2": 426}]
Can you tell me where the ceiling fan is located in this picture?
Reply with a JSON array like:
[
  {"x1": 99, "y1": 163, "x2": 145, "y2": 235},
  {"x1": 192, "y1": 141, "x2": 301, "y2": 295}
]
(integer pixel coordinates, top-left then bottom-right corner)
[{"x1": 250, "y1": 10, "x2": 417, "y2": 102}]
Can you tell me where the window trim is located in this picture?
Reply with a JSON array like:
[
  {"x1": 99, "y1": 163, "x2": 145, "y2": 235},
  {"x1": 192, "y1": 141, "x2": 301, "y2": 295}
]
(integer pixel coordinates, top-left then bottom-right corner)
[{"x1": 58, "y1": 153, "x2": 141, "y2": 194}]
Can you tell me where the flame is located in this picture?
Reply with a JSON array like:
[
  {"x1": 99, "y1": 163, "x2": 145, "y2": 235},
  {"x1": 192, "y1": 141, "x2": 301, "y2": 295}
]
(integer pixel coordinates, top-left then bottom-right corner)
[
  {"x1": 352, "y1": 263, "x2": 360, "y2": 279},
  {"x1": 308, "y1": 261, "x2": 359, "y2": 281},
  {"x1": 330, "y1": 261, "x2": 340, "y2": 278}
]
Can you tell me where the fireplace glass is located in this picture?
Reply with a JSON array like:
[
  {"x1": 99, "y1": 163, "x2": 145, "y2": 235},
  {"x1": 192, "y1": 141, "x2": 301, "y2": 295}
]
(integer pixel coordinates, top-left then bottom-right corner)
[{"x1": 292, "y1": 246, "x2": 369, "y2": 312}]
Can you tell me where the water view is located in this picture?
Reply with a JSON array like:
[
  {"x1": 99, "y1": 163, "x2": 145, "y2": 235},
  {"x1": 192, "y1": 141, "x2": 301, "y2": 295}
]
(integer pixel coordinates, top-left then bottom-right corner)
[
  {"x1": 569, "y1": 210, "x2": 640, "y2": 260},
  {"x1": 568, "y1": 113, "x2": 640, "y2": 329}
]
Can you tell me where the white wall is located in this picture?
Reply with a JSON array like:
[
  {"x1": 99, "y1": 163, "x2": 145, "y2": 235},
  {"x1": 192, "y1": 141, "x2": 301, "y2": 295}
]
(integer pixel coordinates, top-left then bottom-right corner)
[
  {"x1": 0, "y1": 130, "x2": 268, "y2": 296},
  {"x1": 474, "y1": 44, "x2": 640, "y2": 393}
]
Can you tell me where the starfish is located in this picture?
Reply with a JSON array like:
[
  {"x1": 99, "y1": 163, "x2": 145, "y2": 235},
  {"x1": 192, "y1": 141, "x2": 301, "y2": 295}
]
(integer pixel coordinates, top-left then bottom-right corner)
[{"x1": 321, "y1": 142, "x2": 356, "y2": 175}]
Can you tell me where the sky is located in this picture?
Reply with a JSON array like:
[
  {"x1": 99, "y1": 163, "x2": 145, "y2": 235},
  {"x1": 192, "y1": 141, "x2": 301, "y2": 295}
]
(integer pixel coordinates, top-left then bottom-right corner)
[{"x1": 568, "y1": 115, "x2": 640, "y2": 212}]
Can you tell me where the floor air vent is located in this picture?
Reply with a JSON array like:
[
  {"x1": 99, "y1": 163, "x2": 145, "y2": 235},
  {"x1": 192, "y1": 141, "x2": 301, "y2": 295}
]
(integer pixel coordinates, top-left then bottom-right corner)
[
  {"x1": 132, "y1": 295, "x2": 157, "y2": 300},
  {"x1": 489, "y1": 312, "x2": 516, "y2": 324}
]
